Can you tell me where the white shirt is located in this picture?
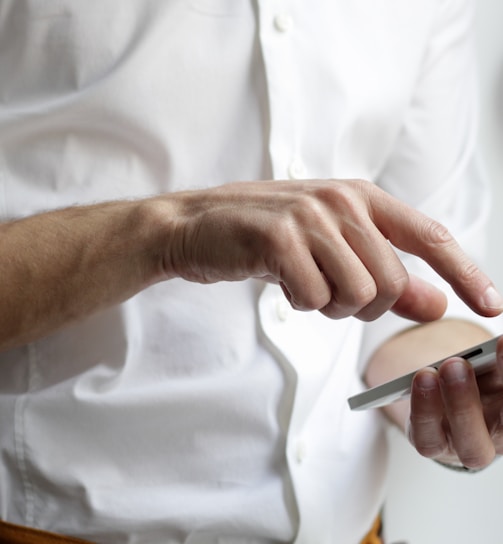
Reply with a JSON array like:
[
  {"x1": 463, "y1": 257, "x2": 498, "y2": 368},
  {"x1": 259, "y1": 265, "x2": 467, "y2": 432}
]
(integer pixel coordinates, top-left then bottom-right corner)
[{"x1": 0, "y1": 1, "x2": 498, "y2": 543}]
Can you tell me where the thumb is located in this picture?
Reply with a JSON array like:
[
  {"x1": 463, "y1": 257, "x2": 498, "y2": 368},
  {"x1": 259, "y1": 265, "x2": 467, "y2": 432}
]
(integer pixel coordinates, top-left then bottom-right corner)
[{"x1": 391, "y1": 275, "x2": 447, "y2": 322}]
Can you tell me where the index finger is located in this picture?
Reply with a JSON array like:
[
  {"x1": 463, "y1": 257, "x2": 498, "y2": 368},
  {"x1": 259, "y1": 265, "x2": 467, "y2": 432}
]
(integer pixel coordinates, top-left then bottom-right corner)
[{"x1": 371, "y1": 187, "x2": 503, "y2": 317}]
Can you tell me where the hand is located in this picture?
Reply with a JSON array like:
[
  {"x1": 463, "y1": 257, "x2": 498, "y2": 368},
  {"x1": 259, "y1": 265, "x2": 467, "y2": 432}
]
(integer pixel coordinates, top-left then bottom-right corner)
[
  {"x1": 161, "y1": 178, "x2": 503, "y2": 322},
  {"x1": 409, "y1": 335, "x2": 503, "y2": 469}
]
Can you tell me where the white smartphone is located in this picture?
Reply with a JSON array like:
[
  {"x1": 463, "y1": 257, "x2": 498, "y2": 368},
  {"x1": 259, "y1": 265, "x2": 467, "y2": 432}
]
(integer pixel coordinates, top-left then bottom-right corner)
[{"x1": 348, "y1": 335, "x2": 502, "y2": 411}]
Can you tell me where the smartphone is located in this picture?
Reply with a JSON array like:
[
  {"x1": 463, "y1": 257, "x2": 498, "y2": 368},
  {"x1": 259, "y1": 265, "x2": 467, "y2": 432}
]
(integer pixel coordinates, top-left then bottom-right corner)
[{"x1": 348, "y1": 335, "x2": 502, "y2": 411}]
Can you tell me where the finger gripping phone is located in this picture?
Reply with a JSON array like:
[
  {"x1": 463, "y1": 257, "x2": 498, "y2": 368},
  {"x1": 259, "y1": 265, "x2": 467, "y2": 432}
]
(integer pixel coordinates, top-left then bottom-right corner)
[{"x1": 348, "y1": 335, "x2": 502, "y2": 411}]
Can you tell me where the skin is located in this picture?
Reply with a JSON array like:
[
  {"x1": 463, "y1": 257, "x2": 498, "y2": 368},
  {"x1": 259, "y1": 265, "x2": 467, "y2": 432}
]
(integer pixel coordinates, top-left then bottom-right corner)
[
  {"x1": 411, "y1": 334, "x2": 503, "y2": 469},
  {"x1": 0, "y1": 177, "x2": 502, "y2": 466},
  {"x1": 365, "y1": 321, "x2": 503, "y2": 469}
]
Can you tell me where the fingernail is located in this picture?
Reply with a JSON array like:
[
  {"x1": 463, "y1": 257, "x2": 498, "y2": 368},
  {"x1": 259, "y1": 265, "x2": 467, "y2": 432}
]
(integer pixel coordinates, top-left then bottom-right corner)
[
  {"x1": 441, "y1": 359, "x2": 468, "y2": 385},
  {"x1": 483, "y1": 286, "x2": 503, "y2": 310},
  {"x1": 415, "y1": 368, "x2": 438, "y2": 391}
]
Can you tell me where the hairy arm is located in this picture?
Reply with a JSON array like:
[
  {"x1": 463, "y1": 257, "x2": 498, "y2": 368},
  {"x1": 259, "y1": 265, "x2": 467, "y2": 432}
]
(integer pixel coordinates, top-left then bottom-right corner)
[
  {"x1": 0, "y1": 199, "x2": 170, "y2": 350},
  {"x1": 0, "y1": 178, "x2": 501, "y2": 352}
]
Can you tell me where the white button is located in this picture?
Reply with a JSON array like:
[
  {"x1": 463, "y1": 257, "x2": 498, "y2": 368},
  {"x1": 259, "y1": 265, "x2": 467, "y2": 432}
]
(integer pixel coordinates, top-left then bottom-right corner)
[
  {"x1": 295, "y1": 440, "x2": 307, "y2": 464},
  {"x1": 288, "y1": 158, "x2": 306, "y2": 180},
  {"x1": 276, "y1": 298, "x2": 290, "y2": 322},
  {"x1": 274, "y1": 14, "x2": 293, "y2": 33}
]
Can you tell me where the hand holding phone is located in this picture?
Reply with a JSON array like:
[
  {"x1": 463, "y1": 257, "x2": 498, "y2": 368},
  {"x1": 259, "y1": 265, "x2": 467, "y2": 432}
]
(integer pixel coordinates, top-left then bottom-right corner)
[{"x1": 348, "y1": 335, "x2": 502, "y2": 411}]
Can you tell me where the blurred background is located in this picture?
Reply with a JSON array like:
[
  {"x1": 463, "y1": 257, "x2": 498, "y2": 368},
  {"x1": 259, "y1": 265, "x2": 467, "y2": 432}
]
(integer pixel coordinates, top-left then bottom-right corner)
[{"x1": 384, "y1": 0, "x2": 503, "y2": 542}]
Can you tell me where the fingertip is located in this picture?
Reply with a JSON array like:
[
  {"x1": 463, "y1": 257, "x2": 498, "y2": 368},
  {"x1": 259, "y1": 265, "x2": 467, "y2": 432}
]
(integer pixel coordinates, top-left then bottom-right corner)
[
  {"x1": 438, "y1": 357, "x2": 471, "y2": 386},
  {"x1": 414, "y1": 367, "x2": 439, "y2": 392},
  {"x1": 391, "y1": 276, "x2": 447, "y2": 323},
  {"x1": 461, "y1": 445, "x2": 496, "y2": 471},
  {"x1": 409, "y1": 367, "x2": 447, "y2": 458},
  {"x1": 411, "y1": 368, "x2": 441, "y2": 414},
  {"x1": 279, "y1": 276, "x2": 332, "y2": 312},
  {"x1": 481, "y1": 285, "x2": 503, "y2": 316},
  {"x1": 458, "y1": 280, "x2": 503, "y2": 318}
]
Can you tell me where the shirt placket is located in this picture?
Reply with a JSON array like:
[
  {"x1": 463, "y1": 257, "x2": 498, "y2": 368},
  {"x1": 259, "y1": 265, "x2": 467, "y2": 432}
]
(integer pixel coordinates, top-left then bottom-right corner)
[{"x1": 256, "y1": 0, "x2": 307, "y2": 182}]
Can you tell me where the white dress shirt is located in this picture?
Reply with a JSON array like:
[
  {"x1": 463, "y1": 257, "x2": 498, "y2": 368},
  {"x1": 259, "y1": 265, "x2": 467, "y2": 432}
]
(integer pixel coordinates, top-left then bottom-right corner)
[{"x1": 0, "y1": 1, "x2": 498, "y2": 543}]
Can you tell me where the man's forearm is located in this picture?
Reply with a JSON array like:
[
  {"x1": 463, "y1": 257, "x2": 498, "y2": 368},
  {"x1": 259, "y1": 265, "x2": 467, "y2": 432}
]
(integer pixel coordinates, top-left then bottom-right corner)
[{"x1": 0, "y1": 199, "x2": 168, "y2": 351}]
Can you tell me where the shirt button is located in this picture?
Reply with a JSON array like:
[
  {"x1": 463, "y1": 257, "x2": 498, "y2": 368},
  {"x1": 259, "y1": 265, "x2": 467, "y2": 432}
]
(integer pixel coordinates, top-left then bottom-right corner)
[
  {"x1": 276, "y1": 298, "x2": 290, "y2": 322},
  {"x1": 295, "y1": 439, "x2": 307, "y2": 464},
  {"x1": 273, "y1": 14, "x2": 293, "y2": 33},
  {"x1": 288, "y1": 158, "x2": 306, "y2": 180}
]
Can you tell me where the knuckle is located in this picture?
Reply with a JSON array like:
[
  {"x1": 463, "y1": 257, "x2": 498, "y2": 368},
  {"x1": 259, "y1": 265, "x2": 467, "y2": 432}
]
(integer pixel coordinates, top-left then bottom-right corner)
[
  {"x1": 447, "y1": 407, "x2": 473, "y2": 426},
  {"x1": 349, "y1": 178, "x2": 373, "y2": 195},
  {"x1": 320, "y1": 306, "x2": 342, "y2": 320},
  {"x1": 354, "y1": 274, "x2": 408, "y2": 322},
  {"x1": 410, "y1": 411, "x2": 435, "y2": 426},
  {"x1": 415, "y1": 443, "x2": 448, "y2": 459},
  {"x1": 458, "y1": 448, "x2": 495, "y2": 470},
  {"x1": 294, "y1": 192, "x2": 326, "y2": 219},
  {"x1": 421, "y1": 218, "x2": 453, "y2": 247},
  {"x1": 379, "y1": 271, "x2": 409, "y2": 301},
  {"x1": 318, "y1": 179, "x2": 368, "y2": 212},
  {"x1": 320, "y1": 299, "x2": 354, "y2": 320},
  {"x1": 339, "y1": 280, "x2": 377, "y2": 309},
  {"x1": 494, "y1": 440, "x2": 503, "y2": 457},
  {"x1": 455, "y1": 260, "x2": 481, "y2": 286},
  {"x1": 355, "y1": 307, "x2": 382, "y2": 323},
  {"x1": 408, "y1": 415, "x2": 449, "y2": 459},
  {"x1": 296, "y1": 290, "x2": 330, "y2": 312}
]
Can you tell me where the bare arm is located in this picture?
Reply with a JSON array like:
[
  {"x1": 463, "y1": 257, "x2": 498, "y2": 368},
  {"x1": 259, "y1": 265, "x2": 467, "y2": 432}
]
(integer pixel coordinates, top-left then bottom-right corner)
[
  {"x1": 0, "y1": 199, "x2": 168, "y2": 349},
  {"x1": 0, "y1": 178, "x2": 501, "y2": 351}
]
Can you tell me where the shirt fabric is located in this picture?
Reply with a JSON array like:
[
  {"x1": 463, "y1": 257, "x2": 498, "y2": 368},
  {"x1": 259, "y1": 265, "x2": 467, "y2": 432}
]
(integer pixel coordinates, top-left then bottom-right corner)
[{"x1": 0, "y1": 1, "x2": 499, "y2": 543}]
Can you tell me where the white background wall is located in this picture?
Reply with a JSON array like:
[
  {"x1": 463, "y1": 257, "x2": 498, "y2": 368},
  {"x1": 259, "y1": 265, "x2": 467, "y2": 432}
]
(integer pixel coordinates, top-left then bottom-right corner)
[
  {"x1": 479, "y1": 0, "x2": 503, "y2": 288},
  {"x1": 384, "y1": 0, "x2": 503, "y2": 542}
]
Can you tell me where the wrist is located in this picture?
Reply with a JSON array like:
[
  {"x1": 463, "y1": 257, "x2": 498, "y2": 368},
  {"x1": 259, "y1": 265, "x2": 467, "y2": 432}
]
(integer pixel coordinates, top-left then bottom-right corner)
[{"x1": 140, "y1": 193, "x2": 189, "y2": 283}]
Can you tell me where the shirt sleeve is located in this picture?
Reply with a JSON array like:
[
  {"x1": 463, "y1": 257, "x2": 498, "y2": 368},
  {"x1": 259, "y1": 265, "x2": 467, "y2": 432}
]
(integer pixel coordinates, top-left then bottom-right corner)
[{"x1": 358, "y1": 0, "x2": 502, "y2": 370}]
